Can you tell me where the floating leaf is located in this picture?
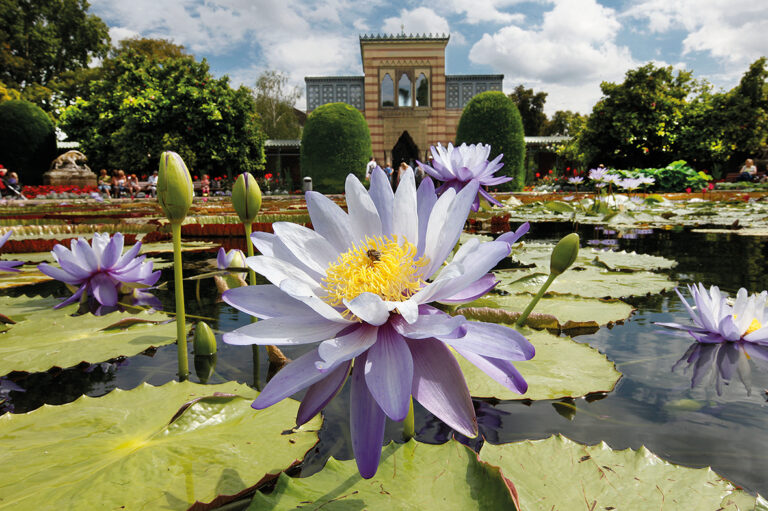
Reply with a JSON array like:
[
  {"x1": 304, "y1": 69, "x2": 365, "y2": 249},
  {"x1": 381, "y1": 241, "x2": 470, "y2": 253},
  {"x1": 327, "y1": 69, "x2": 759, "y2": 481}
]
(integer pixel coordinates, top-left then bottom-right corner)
[
  {"x1": 249, "y1": 440, "x2": 519, "y2": 510},
  {"x1": 457, "y1": 329, "x2": 621, "y2": 400},
  {"x1": 0, "y1": 267, "x2": 53, "y2": 289},
  {"x1": 462, "y1": 294, "x2": 633, "y2": 328},
  {"x1": 495, "y1": 266, "x2": 674, "y2": 299},
  {"x1": 0, "y1": 296, "x2": 177, "y2": 375},
  {"x1": 480, "y1": 435, "x2": 767, "y2": 511},
  {"x1": 0, "y1": 381, "x2": 321, "y2": 510},
  {"x1": 511, "y1": 243, "x2": 677, "y2": 272},
  {"x1": 140, "y1": 240, "x2": 220, "y2": 254}
]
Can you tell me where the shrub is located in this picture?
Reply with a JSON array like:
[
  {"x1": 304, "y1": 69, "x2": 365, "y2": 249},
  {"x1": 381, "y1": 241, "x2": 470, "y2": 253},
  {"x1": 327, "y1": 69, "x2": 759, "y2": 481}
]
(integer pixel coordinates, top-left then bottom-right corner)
[
  {"x1": 456, "y1": 91, "x2": 526, "y2": 190},
  {"x1": 0, "y1": 100, "x2": 57, "y2": 184},
  {"x1": 614, "y1": 160, "x2": 712, "y2": 191},
  {"x1": 301, "y1": 103, "x2": 371, "y2": 194}
]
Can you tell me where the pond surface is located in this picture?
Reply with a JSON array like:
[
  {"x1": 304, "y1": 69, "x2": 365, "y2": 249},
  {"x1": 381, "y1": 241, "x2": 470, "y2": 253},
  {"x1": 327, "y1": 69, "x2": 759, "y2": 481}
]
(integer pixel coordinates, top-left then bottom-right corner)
[{"x1": 3, "y1": 224, "x2": 768, "y2": 500}]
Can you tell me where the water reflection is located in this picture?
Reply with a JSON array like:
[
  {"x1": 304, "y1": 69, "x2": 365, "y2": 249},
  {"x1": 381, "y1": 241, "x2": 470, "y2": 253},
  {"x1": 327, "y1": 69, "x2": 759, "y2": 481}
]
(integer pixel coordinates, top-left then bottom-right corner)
[{"x1": 674, "y1": 341, "x2": 768, "y2": 396}]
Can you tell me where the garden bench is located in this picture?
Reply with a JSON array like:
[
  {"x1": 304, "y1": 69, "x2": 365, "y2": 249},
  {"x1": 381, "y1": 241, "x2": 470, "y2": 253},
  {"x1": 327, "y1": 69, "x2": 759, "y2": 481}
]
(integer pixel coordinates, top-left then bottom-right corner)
[{"x1": 725, "y1": 171, "x2": 766, "y2": 182}]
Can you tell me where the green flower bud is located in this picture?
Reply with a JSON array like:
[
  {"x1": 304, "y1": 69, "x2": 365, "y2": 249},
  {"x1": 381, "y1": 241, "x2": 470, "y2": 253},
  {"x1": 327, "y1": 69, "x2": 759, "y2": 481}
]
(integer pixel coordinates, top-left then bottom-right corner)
[
  {"x1": 193, "y1": 321, "x2": 217, "y2": 356},
  {"x1": 157, "y1": 151, "x2": 193, "y2": 222},
  {"x1": 550, "y1": 233, "x2": 580, "y2": 275},
  {"x1": 232, "y1": 172, "x2": 262, "y2": 224}
]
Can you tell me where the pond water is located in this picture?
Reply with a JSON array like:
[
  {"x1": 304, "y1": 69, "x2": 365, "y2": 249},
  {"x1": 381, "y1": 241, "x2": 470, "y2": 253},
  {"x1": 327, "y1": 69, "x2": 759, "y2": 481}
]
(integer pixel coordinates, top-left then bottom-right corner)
[{"x1": 3, "y1": 224, "x2": 768, "y2": 501}]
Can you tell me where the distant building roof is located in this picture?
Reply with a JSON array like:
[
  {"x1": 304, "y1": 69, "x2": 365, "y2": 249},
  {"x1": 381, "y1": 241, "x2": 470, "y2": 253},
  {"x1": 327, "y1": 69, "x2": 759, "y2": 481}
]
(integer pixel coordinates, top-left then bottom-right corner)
[
  {"x1": 359, "y1": 33, "x2": 450, "y2": 42},
  {"x1": 524, "y1": 136, "x2": 572, "y2": 145},
  {"x1": 265, "y1": 139, "x2": 301, "y2": 148}
]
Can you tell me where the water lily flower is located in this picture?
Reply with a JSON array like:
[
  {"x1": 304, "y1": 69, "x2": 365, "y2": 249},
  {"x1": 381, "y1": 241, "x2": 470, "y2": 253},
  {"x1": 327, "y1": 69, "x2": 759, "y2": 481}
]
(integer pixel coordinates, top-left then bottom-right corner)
[
  {"x1": 216, "y1": 247, "x2": 246, "y2": 270},
  {"x1": 0, "y1": 230, "x2": 22, "y2": 273},
  {"x1": 657, "y1": 283, "x2": 768, "y2": 345},
  {"x1": 618, "y1": 178, "x2": 643, "y2": 191},
  {"x1": 417, "y1": 142, "x2": 512, "y2": 211},
  {"x1": 638, "y1": 176, "x2": 656, "y2": 186},
  {"x1": 38, "y1": 233, "x2": 161, "y2": 308},
  {"x1": 567, "y1": 176, "x2": 584, "y2": 185},
  {"x1": 223, "y1": 167, "x2": 534, "y2": 478},
  {"x1": 588, "y1": 167, "x2": 609, "y2": 182}
]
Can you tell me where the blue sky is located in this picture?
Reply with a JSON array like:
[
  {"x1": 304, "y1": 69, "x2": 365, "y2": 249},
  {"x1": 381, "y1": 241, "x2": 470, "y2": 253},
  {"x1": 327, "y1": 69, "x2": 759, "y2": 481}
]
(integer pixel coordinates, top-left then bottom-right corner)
[{"x1": 91, "y1": 0, "x2": 768, "y2": 115}]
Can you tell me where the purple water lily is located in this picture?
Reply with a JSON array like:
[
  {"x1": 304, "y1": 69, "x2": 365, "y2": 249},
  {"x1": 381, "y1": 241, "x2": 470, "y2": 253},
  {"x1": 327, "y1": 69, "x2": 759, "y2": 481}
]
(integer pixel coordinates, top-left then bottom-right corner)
[
  {"x1": 657, "y1": 283, "x2": 768, "y2": 345},
  {"x1": 38, "y1": 233, "x2": 161, "y2": 308},
  {"x1": 223, "y1": 167, "x2": 534, "y2": 478},
  {"x1": 217, "y1": 247, "x2": 246, "y2": 270},
  {"x1": 0, "y1": 230, "x2": 22, "y2": 273},
  {"x1": 417, "y1": 142, "x2": 512, "y2": 211}
]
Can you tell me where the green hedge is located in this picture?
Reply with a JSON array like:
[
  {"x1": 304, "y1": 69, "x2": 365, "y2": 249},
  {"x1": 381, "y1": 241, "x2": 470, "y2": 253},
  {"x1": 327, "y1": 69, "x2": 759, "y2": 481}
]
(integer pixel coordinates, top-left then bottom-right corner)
[
  {"x1": 455, "y1": 91, "x2": 526, "y2": 190},
  {"x1": 301, "y1": 103, "x2": 371, "y2": 193},
  {"x1": 0, "y1": 100, "x2": 57, "y2": 184}
]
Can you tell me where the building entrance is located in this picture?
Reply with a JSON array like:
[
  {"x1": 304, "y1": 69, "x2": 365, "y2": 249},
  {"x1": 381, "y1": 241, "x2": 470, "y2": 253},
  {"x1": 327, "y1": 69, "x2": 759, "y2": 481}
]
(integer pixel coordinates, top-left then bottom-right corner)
[{"x1": 391, "y1": 131, "x2": 419, "y2": 168}]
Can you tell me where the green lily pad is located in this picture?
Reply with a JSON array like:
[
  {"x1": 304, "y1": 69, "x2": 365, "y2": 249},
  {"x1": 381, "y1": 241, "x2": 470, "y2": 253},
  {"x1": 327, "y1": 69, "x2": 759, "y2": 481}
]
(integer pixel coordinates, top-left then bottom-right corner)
[
  {"x1": 479, "y1": 435, "x2": 767, "y2": 511},
  {"x1": 511, "y1": 242, "x2": 677, "y2": 272},
  {"x1": 0, "y1": 381, "x2": 321, "y2": 510},
  {"x1": 495, "y1": 266, "x2": 674, "y2": 299},
  {"x1": 139, "y1": 240, "x2": 220, "y2": 254},
  {"x1": 461, "y1": 294, "x2": 633, "y2": 329},
  {"x1": 249, "y1": 440, "x2": 519, "y2": 510},
  {"x1": 0, "y1": 296, "x2": 177, "y2": 375},
  {"x1": 0, "y1": 267, "x2": 52, "y2": 288},
  {"x1": 457, "y1": 328, "x2": 621, "y2": 400}
]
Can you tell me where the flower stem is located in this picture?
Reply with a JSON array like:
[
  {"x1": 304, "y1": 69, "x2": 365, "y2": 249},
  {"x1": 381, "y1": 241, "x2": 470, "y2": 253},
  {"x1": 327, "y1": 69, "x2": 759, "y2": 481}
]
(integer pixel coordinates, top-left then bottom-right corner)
[
  {"x1": 243, "y1": 222, "x2": 256, "y2": 286},
  {"x1": 515, "y1": 272, "x2": 557, "y2": 328},
  {"x1": 172, "y1": 221, "x2": 189, "y2": 380},
  {"x1": 402, "y1": 398, "x2": 415, "y2": 440}
]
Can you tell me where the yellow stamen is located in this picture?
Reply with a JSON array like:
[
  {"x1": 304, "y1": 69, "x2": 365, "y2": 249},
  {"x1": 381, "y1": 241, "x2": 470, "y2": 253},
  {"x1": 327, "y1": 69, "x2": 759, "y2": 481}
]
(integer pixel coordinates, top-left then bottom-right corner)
[
  {"x1": 745, "y1": 318, "x2": 762, "y2": 335},
  {"x1": 322, "y1": 236, "x2": 427, "y2": 319}
]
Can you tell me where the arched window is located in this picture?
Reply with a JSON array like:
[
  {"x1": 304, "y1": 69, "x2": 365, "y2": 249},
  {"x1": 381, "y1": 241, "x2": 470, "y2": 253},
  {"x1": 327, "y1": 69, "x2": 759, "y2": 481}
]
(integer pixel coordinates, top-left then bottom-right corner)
[
  {"x1": 398, "y1": 73, "x2": 412, "y2": 107},
  {"x1": 415, "y1": 73, "x2": 429, "y2": 107},
  {"x1": 381, "y1": 73, "x2": 394, "y2": 107}
]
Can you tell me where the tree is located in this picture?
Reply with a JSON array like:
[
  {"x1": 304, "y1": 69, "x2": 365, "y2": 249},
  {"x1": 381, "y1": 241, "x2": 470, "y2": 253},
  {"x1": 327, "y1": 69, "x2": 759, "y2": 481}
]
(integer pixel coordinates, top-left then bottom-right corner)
[
  {"x1": 508, "y1": 85, "x2": 548, "y2": 136},
  {"x1": 301, "y1": 102, "x2": 371, "y2": 193},
  {"x1": 578, "y1": 63, "x2": 696, "y2": 169},
  {"x1": 254, "y1": 71, "x2": 302, "y2": 139},
  {"x1": 0, "y1": 99, "x2": 57, "y2": 183},
  {"x1": 0, "y1": 0, "x2": 110, "y2": 110},
  {"x1": 543, "y1": 110, "x2": 587, "y2": 136},
  {"x1": 58, "y1": 39, "x2": 265, "y2": 177},
  {"x1": 455, "y1": 91, "x2": 526, "y2": 190}
]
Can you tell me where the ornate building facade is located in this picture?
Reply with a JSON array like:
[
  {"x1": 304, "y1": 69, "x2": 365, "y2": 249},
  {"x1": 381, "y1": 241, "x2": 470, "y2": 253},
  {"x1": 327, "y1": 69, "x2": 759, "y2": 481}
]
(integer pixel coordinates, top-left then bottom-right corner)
[{"x1": 305, "y1": 34, "x2": 502, "y2": 166}]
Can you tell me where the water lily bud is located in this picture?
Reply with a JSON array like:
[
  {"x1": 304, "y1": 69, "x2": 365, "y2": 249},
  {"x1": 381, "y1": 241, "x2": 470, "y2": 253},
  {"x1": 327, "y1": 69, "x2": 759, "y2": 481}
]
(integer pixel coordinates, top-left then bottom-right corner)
[
  {"x1": 193, "y1": 321, "x2": 217, "y2": 356},
  {"x1": 550, "y1": 233, "x2": 580, "y2": 276},
  {"x1": 232, "y1": 172, "x2": 262, "y2": 224},
  {"x1": 157, "y1": 151, "x2": 193, "y2": 222}
]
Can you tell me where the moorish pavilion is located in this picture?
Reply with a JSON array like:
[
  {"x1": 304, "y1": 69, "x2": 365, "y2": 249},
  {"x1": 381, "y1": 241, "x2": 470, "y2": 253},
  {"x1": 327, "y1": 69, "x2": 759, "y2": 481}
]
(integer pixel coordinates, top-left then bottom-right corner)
[{"x1": 305, "y1": 33, "x2": 503, "y2": 166}]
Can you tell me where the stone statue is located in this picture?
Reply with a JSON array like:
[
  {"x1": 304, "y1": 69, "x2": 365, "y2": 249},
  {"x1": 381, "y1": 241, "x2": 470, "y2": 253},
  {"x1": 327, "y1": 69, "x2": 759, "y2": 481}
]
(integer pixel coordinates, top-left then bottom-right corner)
[{"x1": 43, "y1": 150, "x2": 97, "y2": 187}]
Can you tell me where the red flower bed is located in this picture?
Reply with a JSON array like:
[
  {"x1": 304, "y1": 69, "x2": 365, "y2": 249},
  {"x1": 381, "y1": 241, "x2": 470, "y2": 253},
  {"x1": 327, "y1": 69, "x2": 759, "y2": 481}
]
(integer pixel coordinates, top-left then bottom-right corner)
[{"x1": 22, "y1": 185, "x2": 99, "y2": 199}]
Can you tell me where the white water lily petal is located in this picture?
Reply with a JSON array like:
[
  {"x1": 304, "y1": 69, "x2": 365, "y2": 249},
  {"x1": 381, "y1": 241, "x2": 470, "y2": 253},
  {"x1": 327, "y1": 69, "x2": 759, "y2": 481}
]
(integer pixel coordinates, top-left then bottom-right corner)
[
  {"x1": 316, "y1": 324, "x2": 378, "y2": 370},
  {"x1": 223, "y1": 315, "x2": 347, "y2": 345},
  {"x1": 280, "y1": 279, "x2": 351, "y2": 323},
  {"x1": 369, "y1": 167, "x2": 394, "y2": 235},
  {"x1": 273, "y1": 222, "x2": 338, "y2": 275},
  {"x1": 345, "y1": 174, "x2": 382, "y2": 242},
  {"x1": 247, "y1": 255, "x2": 321, "y2": 292},
  {"x1": 345, "y1": 293, "x2": 390, "y2": 326},
  {"x1": 392, "y1": 169, "x2": 418, "y2": 245},
  {"x1": 305, "y1": 191, "x2": 354, "y2": 252}
]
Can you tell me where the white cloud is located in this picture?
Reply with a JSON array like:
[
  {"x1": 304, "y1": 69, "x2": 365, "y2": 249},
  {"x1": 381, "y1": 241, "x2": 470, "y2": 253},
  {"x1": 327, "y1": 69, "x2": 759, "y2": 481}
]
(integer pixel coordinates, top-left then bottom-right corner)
[
  {"x1": 382, "y1": 7, "x2": 452, "y2": 36},
  {"x1": 469, "y1": 0, "x2": 637, "y2": 113},
  {"x1": 428, "y1": 0, "x2": 526, "y2": 25},
  {"x1": 108, "y1": 26, "x2": 139, "y2": 43},
  {"x1": 623, "y1": 1, "x2": 768, "y2": 64}
]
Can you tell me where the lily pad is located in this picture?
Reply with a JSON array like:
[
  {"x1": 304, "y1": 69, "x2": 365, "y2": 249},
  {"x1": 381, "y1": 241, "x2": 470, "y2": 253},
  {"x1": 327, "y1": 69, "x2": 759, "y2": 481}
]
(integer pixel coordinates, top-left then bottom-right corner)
[
  {"x1": 0, "y1": 267, "x2": 52, "y2": 288},
  {"x1": 479, "y1": 435, "x2": 767, "y2": 511},
  {"x1": 249, "y1": 440, "x2": 519, "y2": 510},
  {"x1": 461, "y1": 294, "x2": 633, "y2": 328},
  {"x1": 495, "y1": 266, "x2": 674, "y2": 299},
  {"x1": 0, "y1": 381, "x2": 321, "y2": 510},
  {"x1": 511, "y1": 242, "x2": 677, "y2": 272},
  {"x1": 457, "y1": 328, "x2": 621, "y2": 400},
  {"x1": 140, "y1": 240, "x2": 220, "y2": 254},
  {"x1": 0, "y1": 296, "x2": 177, "y2": 375}
]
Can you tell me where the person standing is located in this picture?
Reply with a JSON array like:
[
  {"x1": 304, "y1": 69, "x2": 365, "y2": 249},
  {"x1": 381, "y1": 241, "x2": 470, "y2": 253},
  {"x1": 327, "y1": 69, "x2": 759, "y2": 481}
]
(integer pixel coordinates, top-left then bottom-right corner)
[
  {"x1": 365, "y1": 156, "x2": 377, "y2": 182},
  {"x1": 147, "y1": 170, "x2": 158, "y2": 197}
]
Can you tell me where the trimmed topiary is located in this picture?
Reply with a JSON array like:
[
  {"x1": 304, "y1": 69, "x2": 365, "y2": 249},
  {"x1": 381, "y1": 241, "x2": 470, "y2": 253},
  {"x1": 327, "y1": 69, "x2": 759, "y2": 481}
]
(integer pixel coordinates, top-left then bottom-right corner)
[
  {"x1": 301, "y1": 102, "x2": 371, "y2": 193},
  {"x1": 456, "y1": 91, "x2": 526, "y2": 190},
  {"x1": 0, "y1": 100, "x2": 57, "y2": 184}
]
